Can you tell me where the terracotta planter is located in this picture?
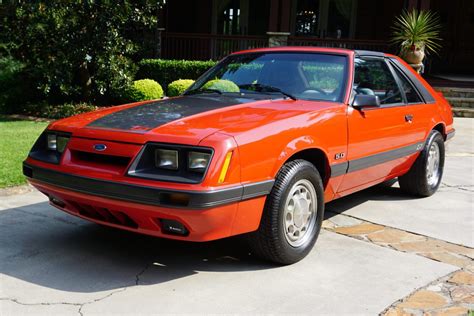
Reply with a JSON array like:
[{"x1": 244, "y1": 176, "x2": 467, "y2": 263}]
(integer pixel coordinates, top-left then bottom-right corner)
[{"x1": 401, "y1": 45, "x2": 425, "y2": 64}]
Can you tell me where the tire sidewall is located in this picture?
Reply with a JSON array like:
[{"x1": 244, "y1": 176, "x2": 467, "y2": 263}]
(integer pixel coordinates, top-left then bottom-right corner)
[
  {"x1": 274, "y1": 162, "x2": 324, "y2": 262},
  {"x1": 421, "y1": 130, "x2": 445, "y2": 195}
]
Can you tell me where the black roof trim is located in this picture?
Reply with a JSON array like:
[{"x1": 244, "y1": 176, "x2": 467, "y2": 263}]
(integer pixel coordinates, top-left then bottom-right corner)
[{"x1": 354, "y1": 50, "x2": 385, "y2": 58}]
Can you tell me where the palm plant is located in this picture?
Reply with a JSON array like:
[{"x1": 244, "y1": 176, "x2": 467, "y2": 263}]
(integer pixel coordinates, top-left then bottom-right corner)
[{"x1": 391, "y1": 9, "x2": 442, "y2": 59}]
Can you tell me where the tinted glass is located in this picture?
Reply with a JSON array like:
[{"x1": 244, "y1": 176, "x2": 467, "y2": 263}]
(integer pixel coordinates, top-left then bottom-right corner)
[
  {"x1": 189, "y1": 52, "x2": 348, "y2": 102},
  {"x1": 392, "y1": 67, "x2": 422, "y2": 103},
  {"x1": 354, "y1": 58, "x2": 403, "y2": 105}
]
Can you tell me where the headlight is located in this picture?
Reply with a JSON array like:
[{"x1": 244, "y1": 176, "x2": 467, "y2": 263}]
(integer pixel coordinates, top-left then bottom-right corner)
[
  {"x1": 29, "y1": 131, "x2": 71, "y2": 164},
  {"x1": 47, "y1": 133, "x2": 69, "y2": 153},
  {"x1": 155, "y1": 149, "x2": 178, "y2": 170},
  {"x1": 47, "y1": 134, "x2": 57, "y2": 150},
  {"x1": 127, "y1": 144, "x2": 214, "y2": 184},
  {"x1": 188, "y1": 151, "x2": 211, "y2": 172}
]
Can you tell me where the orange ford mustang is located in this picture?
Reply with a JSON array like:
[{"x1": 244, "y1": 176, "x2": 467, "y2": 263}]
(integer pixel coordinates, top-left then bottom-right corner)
[{"x1": 23, "y1": 47, "x2": 454, "y2": 264}]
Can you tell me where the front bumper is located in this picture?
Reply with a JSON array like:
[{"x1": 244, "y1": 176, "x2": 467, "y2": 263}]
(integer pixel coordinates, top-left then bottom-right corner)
[{"x1": 23, "y1": 162, "x2": 273, "y2": 241}]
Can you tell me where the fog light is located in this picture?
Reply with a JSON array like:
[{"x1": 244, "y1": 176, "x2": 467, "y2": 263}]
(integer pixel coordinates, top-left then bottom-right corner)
[{"x1": 160, "y1": 219, "x2": 189, "y2": 236}]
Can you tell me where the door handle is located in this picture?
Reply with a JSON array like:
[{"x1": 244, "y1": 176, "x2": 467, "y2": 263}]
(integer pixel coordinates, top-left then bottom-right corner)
[{"x1": 405, "y1": 114, "x2": 414, "y2": 122}]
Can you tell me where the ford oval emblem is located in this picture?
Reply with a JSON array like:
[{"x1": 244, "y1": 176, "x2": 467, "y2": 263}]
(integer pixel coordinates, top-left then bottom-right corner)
[{"x1": 93, "y1": 144, "x2": 107, "y2": 151}]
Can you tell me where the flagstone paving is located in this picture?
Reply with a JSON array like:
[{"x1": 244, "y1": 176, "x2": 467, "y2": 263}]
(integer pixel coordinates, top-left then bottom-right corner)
[{"x1": 323, "y1": 212, "x2": 474, "y2": 315}]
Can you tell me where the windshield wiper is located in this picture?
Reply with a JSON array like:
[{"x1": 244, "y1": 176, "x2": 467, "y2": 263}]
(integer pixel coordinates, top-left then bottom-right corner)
[
  {"x1": 184, "y1": 88, "x2": 222, "y2": 96},
  {"x1": 239, "y1": 83, "x2": 297, "y2": 100}
]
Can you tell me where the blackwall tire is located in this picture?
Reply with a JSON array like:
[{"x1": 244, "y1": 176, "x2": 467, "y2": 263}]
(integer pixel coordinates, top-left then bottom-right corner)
[
  {"x1": 398, "y1": 130, "x2": 445, "y2": 197},
  {"x1": 248, "y1": 159, "x2": 324, "y2": 265}
]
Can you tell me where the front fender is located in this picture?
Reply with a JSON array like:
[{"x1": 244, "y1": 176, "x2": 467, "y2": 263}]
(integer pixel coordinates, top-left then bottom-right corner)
[{"x1": 271, "y1": 135, "x2": 329, "y2": 177}]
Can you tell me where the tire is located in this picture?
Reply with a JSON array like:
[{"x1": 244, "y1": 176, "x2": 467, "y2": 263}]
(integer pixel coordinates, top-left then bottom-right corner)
[
  {"x1": 398, "y1": 130, "x2": 445, "y2": 197},
  {"x1": 248, "y1": 159, "x2": 324, "y2": 265}
]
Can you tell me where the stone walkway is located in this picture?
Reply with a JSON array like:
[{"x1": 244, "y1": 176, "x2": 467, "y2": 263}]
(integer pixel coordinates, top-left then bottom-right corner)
[{"x1": 322, "y1": 212, "x2": 474, "y2": 315}]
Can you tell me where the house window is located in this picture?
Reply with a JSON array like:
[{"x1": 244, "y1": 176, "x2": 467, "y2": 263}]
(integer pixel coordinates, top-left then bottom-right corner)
[
  {"x1": 218, "y1": 0, "x2": 241, "y2": 35},
  {"x1": 295, "y1": 0, "x2": 320, "y2": 36},
  {"x1": 294, "y1": 0, "x2": 357, "y2": 38}
]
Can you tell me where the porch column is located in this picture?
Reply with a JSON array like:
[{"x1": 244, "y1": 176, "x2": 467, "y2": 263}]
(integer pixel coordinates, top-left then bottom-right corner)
[
  {"x1": 280, "y1": 0, "x2": 292, "y2": 33},
  {"x1": 268, "y1": 0, "x2": 279, "y2": 32},
  {"x1": 267, "y1": 0, "x2": 291, "y2": 47},
  {"x1": 407, "y1": 0, "x2": 431, "y2": 10},
  {"x1": 267, "y1": 32, "x2": 291, "y2": 47}
]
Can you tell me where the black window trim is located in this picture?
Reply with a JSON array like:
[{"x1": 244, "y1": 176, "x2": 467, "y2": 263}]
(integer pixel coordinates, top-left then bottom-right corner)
[
  {"x1": 386, "y1": 59, "x2": 425, "y2": 106},
  {"x1": 352, "y1": 55, "x2": 406, "y2": 109},
  {"x1": 387, "y1": 57, "x2": 435, "y2": 104}
]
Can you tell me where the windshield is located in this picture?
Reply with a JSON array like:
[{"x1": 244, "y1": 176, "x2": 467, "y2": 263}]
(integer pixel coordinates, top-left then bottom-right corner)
[{"x1": 187, "y1": 52, "x2": 348, "y2": 102}]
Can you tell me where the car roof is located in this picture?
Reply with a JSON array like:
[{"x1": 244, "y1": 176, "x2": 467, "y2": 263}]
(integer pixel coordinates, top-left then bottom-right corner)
[{"x1": 231, "y1": 46, "x2": 388, "y2": 57}]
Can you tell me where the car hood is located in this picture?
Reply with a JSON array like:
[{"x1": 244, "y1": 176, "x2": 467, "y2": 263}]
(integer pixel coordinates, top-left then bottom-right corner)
[{"x1": 48, "y1": 95, "x2": 332, "y2": 145}]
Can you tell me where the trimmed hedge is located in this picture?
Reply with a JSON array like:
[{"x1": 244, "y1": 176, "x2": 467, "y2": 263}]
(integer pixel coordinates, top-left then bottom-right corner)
[
  {"x1": 137, "y1": 59, "x2": 216, "y2": 90},
  {"x1": 125, "y1": 79, "x2": 164, "y2": 102},
  {"x1": 167, "y1": 79, "x2": 195, "y2": 97},
  {"x1": 203, "y1": 79, "x2": 240, "y2": 93},
  {"x1": 136, "y1": 59, "x2": 346, "y2": 95}
]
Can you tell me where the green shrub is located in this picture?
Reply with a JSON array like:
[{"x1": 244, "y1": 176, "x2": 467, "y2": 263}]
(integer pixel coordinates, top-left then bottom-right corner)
[
  {"x1": 202, "y1": 79, "x2": 239, "y2": 93},
  {"x1": 137, "y1": 59, "x2": 216, "y2": 88},
  {"x1": 125, "y1": 79, "x2": 163, "y2": 102},
  {"x1": 0, "y1": 46, "x2": 39, "y2": 114},
  {"x1": 3, "y1": 2, "x2": 161, "y2": 105},
  {"x1": 21, "y1": 102, "x2": 98, "y2": 119},
  {"x1": 167, "y1": 79, "x2": 195, "y2": 97}
]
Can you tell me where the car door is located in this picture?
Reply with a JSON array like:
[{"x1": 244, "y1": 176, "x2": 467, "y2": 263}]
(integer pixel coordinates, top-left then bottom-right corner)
[
  {"x1": 388, "y1": 60, "x2": 434, "y2": 148},
  {"x1": 337, "y1": 56, "x2": 420, "y2": 194}
]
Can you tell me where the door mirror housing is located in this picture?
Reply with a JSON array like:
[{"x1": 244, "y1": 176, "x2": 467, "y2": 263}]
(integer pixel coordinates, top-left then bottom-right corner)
[{"x1": 352, "y1": 94, "x2": 381, "y2": 109}]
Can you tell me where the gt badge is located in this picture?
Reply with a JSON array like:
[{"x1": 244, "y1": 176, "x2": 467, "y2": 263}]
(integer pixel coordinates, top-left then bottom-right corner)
[{"x1": 335, "y1": 152, "x2": 345, "y2": 160}]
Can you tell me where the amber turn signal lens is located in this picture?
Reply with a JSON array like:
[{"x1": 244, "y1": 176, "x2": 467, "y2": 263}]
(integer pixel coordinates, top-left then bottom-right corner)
[{"x1": 218, "y1": 151, "x2": 233, "y2": 184}]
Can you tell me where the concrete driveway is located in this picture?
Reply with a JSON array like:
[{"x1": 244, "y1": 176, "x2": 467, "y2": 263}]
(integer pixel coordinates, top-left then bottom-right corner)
[{"x1": 0, "y1": 118, "x2": 472, "y2": 315}]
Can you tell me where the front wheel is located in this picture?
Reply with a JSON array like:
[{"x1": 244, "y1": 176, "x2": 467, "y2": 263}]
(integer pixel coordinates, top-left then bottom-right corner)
[
  {"x1": 248, "y1": 159, "x2": 324, "y2": 264},
  {"x1": 398, "y1": 130, "x2": 445, "y2": 197}
]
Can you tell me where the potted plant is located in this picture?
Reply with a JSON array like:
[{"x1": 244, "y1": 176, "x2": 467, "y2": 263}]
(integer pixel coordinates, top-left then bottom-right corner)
[{"x1": 391, "y1": 9, "x2": 442, "y2": 68}]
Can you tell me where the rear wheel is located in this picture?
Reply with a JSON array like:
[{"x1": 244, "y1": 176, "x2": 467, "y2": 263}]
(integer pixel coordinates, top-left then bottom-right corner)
[
  {"x1": 398, "y1": 130, "x2": 445, "y2": 197},
  {"x1": 248, "y1": 159, "x2": 324, "y2": 264}
]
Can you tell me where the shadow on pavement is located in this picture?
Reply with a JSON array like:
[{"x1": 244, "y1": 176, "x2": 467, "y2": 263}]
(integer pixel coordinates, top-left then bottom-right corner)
[
  {"x1": 0, "y1": 181, "x2": 417, "y2": 294},
  {"x1": 325, "y1": 180, "x2": 417, "y2": 218},
  {"x1": 0, "y1": 201, "x2": 275, "y2": 293}
]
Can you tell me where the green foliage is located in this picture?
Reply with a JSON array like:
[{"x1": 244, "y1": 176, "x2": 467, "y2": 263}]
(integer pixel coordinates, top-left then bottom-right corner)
[
  {"x1": 391, "y1": 9, "x2": 442, "y2": 54},
  {"x1": 125, "y1": 79, "x2": 163, "y2": 102},
  {"x1": 0, "y1": 117, "x2": 48, "y2": 188},
  {"x1": 0, "y1": 47, "x2": 25, "y2": 113},
  {"x1": 137, "y1": 59, "x2": 216, "y2": 88},
  {"x1": 303, "y1": 65, "x2": 344, "y2": 91},
  {"x1": 202, "y1": 79, "x2": 240, "y2": 93},
  {"x1": 20, "y1": 102, "x2": 98, "y2": 119},
  {"x1": 2, "y1": 1, "x2": 162, "y2": 107},
  {"x1": 167, "y1": 79, "x2": 195, "y2": 97}
]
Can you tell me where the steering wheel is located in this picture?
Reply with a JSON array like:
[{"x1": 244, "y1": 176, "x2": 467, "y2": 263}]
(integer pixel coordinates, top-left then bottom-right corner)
[
  {"x1": 301, "y1": 87, "x2": 327, "y2": 95},
  {"x1": 379, "y1": 89, "x2": 401, "y2": 104}
]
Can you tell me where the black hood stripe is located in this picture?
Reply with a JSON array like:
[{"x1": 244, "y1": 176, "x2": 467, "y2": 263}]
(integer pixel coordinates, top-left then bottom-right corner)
[{"x1": 87, "y1": 95, "x2": 258, "y2": 133}]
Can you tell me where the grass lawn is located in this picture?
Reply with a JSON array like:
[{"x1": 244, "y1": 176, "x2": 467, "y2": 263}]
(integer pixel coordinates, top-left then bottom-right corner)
[{"x1": 0, "y1": 116, "x2": 48, "y2": 188}]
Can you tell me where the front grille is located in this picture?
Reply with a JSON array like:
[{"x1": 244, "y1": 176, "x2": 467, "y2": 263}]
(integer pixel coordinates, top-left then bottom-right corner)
[
  {"x1": 71, "y1": 150, "x2": 131, "y2": 167},
  {"x1": 68, "y1": 201, "x2": 138, "y2": 229}
]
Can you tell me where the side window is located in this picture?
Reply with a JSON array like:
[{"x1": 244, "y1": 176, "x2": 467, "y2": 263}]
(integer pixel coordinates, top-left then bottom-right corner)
[
  {"x1": 392, "y1": 66, "x2": 423, "y2": 104},
  {"x1": 354, "y1": 58, "x2": 403, "y2": 105}
]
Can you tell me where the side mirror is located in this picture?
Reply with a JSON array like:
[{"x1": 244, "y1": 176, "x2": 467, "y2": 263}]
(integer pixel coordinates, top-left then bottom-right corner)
[{"x1": 352, "y1": 94, "x2": 381, "y2": 109}]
